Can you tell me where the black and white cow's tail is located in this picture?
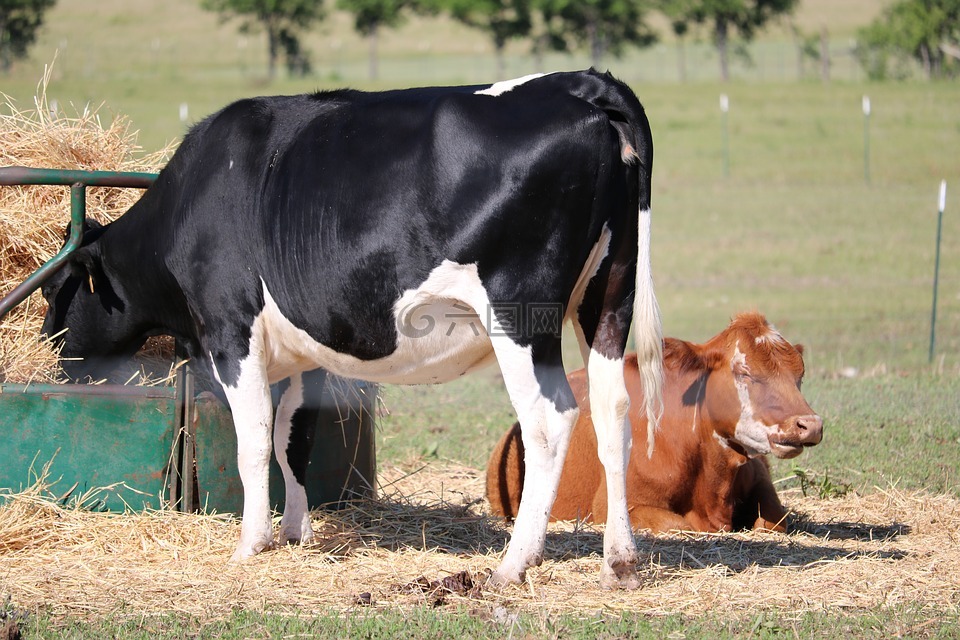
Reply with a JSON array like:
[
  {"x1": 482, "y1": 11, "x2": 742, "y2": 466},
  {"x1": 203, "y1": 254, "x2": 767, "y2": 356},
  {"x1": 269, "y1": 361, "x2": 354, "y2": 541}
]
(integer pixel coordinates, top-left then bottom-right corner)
[
  {"x1": 581, "y1": 71, "x2": 664, "y2": 456},
  {"x1": 634, "y1": 178, "x2": 663, "y2": 458}
]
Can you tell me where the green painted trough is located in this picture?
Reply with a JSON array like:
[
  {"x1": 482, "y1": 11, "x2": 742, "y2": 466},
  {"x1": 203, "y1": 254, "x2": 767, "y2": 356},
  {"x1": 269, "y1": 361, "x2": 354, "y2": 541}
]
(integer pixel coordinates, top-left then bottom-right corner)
[{"x1": 0, "y1": 167, "x2": 376, "y2": 514}]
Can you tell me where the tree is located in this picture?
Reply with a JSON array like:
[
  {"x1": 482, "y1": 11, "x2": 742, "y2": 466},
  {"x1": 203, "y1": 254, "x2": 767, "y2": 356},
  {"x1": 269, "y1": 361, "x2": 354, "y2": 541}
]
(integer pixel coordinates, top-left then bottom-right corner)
[
  {"x1": 445, "y1": 0, "x2": 533, "y2": 79},
  {"x1": 201, "y1": 0, "x2": 325, "y2": 80},
  {"x1": 538, "y1": 0, "x2": 657, "y2": 68},
  {"x1": 338, "y1": 0, "x2": 413, "y2": 80},
  {"x1": 663, "y1": 0, "x2": 799, "y2": 82},
  {"x1": 0, "y1": 0, "x2": 57, "y2": 73},
  {"x1": 856, "y1": 0, "x2": 960, "y2": 80},
  {"x1": 660, "y1": 0, "x2": 697, "y2": 81},
  {"x1": 789, "y1": 22, "x2": 829, "y2": 82}
]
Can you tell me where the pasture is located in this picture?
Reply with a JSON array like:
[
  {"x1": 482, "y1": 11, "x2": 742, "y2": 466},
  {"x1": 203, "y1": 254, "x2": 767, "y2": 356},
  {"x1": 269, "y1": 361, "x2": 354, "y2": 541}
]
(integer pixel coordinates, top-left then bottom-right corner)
[{"x1": 1, "y1": 0, "x2": 959, "y2": 637}]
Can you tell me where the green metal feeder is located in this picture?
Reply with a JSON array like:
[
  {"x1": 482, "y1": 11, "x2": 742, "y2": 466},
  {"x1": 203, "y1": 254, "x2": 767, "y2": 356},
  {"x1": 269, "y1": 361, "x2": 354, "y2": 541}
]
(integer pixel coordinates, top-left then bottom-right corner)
[{"x1": 0, "y1": 166, "x2": 376, "y2": 514}]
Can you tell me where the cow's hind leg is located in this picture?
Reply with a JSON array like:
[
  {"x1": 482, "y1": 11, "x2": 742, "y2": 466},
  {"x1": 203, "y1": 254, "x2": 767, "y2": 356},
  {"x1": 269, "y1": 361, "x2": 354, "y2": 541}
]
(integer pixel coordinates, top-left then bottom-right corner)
[
  {"x1": 577, "y1": 262, "x2": 644, "y2": 589},
  {"x1": 274, "y1": 368, "x2": 327, "y2": 545},
  {"x1": 488, "y1": 336, "x2": 578, "y2": 588},
  {"x1": 586, "y1": 349, "x2": 640, "y2": 589}
]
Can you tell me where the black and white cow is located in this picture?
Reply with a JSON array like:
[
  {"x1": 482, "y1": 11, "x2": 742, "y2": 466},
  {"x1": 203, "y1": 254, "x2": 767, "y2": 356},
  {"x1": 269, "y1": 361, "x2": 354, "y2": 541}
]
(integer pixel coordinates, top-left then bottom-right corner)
[{"x1": 40, "y1": 70, "x2": 663, "y2": 589}]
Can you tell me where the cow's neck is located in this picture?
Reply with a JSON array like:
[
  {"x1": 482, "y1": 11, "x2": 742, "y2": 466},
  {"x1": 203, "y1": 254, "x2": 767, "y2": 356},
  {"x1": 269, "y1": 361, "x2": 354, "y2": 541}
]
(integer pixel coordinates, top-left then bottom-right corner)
[
  {"x1": 681, "y1": 367, "x2": 751, "y2": 529},
  {"x1": 98, "y1": 218, "x2": 196, "y2": 350},
  {"x1": 701, "y1": 434, "x2": 749, "y2": 528}
]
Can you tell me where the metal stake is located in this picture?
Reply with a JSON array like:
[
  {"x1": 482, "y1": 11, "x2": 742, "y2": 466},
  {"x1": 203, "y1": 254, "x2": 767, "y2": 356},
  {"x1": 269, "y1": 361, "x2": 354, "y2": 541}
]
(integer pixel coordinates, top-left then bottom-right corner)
[
  {"x1": 929, "y1": 180, "x2": 947, "y2": 363},
  {"x1": 862, "y1": 95, "x2": 871, "y2": 185}
]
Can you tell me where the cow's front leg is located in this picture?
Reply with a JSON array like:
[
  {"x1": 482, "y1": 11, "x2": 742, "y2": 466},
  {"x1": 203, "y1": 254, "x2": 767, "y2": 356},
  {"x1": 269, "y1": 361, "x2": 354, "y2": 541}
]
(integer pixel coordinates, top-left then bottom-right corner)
[
  {"x1": 488, "y1": 337, "x2": 577, "y2": 588},
  {"x1": 274, "y1": 368, "x2": 326, "y2": 545},
  {"x1": 216, "y1": 351, "x2": 276, "y2": 561}
]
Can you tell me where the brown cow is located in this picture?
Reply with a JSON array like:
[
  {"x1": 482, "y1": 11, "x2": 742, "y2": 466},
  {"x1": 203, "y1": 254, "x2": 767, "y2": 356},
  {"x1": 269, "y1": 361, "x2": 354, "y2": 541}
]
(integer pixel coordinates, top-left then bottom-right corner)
[{"x1": 487, "y1": 312, "x2": 822, "y2": 533}]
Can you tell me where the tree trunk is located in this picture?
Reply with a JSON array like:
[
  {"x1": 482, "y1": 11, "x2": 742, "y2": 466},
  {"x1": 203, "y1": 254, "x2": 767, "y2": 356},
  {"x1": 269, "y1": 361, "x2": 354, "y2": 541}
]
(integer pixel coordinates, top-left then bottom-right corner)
[
  {"x1": 495, "y1": 42, "x2": 506, "y2": 79},
  {"x1": 368, "y1": 25, "x2": 379, "y2": 81},
  {"x1": 920, "y1": 43, "x2": 931, "y2": 79},
  {"x1": 677, "y1": 37, "x2": 687, "y2": 83},
  {"x1": 820, "y1": 25, "x2": 830, "y2": 83},
  {"x1": 532, "y1": 34, "x2": 545, "y2": 73},
  {"x1": 791, "y1": 25, "x2": 804, "y2": 80},
  {"x1": 0, "y1": 16, "x2": 10, "y2": 74},
  {"x1": 715, "y1": 18, "x2": 730, "y2": 82},
  {"x1": 588, "y1": 19, "x2": 604, "y2": 68},
  {"x1": 266, "y1": 21, "x2": 280, "y2": 81}
]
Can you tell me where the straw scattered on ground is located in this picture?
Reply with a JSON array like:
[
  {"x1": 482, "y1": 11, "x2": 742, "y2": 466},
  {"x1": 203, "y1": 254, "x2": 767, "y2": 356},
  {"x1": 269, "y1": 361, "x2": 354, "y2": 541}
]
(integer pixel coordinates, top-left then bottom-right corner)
[
  {"x1": 0, "y1": 462, "x2": 958, "y2": 624},
  {"x1": 0, "y1": 64, "x2": 172, "y2": 385}
]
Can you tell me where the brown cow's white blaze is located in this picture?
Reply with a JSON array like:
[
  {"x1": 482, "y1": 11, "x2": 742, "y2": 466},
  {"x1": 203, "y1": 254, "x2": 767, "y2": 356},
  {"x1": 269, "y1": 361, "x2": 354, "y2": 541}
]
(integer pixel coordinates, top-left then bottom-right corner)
[{"x1": 731, "y1": 342, "x2": 779, "y2": 457}]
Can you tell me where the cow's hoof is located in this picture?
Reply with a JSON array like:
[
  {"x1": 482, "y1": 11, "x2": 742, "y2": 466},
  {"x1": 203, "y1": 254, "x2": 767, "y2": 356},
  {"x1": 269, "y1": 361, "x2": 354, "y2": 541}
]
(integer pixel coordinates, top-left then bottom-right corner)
[
  {"x1": 600, "y1": 562, "x2": 641, "y2": 590},
  {"x1": 486, "y1": 567, "x2": 525, "y2": 590},
  {"x1": 279, "y1": 525, "x2": 316, "y2": 546},
  {"x1": 229, "y1": 538, "x2": 275, "y2": 562}
]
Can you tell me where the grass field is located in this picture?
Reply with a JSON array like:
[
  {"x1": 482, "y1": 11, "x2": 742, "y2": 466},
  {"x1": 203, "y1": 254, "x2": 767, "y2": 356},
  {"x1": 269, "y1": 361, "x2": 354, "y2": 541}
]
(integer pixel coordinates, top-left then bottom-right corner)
[
  {"x1": 2, "y1": 0, "x2": 960, "y2": 637},
  {"x1": 4, "y1": 0, "x2": 900, "y2": 151}
]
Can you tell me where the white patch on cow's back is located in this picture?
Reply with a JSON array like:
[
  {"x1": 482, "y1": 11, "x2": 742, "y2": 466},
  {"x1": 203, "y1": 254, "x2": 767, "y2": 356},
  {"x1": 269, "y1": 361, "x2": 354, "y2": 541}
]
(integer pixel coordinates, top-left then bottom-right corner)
[
  {"x1": 254, "y1": 260, "x2": 504, "y2": 385},
  {"x1": 475, "y1": 73, "x2": 547, "y2": 96},
  {"x1": 731, "y1": 343, "x2": 775, "y2": 457}
]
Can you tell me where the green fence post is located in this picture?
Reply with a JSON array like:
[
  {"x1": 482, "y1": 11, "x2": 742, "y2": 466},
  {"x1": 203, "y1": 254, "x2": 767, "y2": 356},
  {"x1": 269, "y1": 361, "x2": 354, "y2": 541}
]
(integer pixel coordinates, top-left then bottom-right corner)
[
  {"x1": 929, "y1": 180, "x2": 947, "y2": 363},
  {"x1": 720, "y1": 93, "x2": 730, "y2": 179},
  {"x1": 862, "y1": 95, "x2": 871, "y2": 186}
]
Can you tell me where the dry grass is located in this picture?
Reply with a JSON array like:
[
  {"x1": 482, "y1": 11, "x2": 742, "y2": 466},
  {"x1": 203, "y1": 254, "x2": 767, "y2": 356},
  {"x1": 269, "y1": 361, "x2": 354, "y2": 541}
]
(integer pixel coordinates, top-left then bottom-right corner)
[
  {"x1": 0, "y1": 462, "x2": 958, "y2": 623},
  {"x1": 0, "y1": 63, "x2": 171, "y2": 385}
]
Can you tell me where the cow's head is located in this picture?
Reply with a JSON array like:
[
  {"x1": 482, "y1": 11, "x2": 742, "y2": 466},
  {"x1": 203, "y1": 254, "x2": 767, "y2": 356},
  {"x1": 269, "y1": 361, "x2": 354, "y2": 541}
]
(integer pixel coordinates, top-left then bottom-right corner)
[
  {"x1": 682, "y1": 312, "x2": 822, "y2": 460},
  {"x1": 40, "y1": 218, "x2": 146, "y2": 382}
]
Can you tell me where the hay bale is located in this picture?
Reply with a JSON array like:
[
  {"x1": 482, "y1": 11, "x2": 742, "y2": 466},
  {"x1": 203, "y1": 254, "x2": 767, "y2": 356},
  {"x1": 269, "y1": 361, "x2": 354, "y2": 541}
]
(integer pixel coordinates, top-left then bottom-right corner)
[{"x1": 0, "y1": 67, "x2": 172, "y2": 384}]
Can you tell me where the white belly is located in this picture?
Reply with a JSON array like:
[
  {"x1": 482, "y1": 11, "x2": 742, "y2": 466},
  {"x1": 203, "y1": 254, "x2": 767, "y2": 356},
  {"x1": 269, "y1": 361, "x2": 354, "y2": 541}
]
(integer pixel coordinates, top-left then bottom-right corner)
[{"x1": 256, "y1": 260, "x2": 499, "y2": 385}]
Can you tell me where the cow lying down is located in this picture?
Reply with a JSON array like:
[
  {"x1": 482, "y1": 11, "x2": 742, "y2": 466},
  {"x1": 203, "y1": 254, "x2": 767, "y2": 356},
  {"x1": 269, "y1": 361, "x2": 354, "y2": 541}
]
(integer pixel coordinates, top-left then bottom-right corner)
[{"x1": 487, "y1": 312, "x2": 823, "y2": 533}]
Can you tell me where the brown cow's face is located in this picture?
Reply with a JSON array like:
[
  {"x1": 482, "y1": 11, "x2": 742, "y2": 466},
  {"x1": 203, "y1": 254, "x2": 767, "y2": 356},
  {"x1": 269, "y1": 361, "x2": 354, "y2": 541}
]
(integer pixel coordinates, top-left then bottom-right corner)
[{"x1": 709, "y1": 318, "x2": 823, "y2": 460}]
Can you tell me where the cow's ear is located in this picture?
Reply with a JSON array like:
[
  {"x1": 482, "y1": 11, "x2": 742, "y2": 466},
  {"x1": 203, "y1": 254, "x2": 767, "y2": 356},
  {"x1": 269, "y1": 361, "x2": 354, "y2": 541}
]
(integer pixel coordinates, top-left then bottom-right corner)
[
  {"x1": 62, "y1": 216, "x2": 103, "y2": 246},
  {"x1": 700, "y1": 348, "x2": 728, "y2": 372},
  {"x1": 71, "y1": 245, "x2": 103, "y2": 294},
  {"x1": 72, "y1": 244, "x2": 122, "y2": 313},
  {"x1": 666, "y1": 339, "x2": 725, "y2": 374},
  {"x1": 795, "y1": 343, "x2": 805, "y2": 356}
]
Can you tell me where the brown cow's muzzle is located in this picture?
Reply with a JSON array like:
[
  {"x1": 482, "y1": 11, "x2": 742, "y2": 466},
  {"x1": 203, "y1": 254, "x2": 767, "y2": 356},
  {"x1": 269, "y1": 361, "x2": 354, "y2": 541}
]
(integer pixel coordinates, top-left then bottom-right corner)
[{"x1": 769, "y1": 414, "x2": 823, "y2": 459}]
